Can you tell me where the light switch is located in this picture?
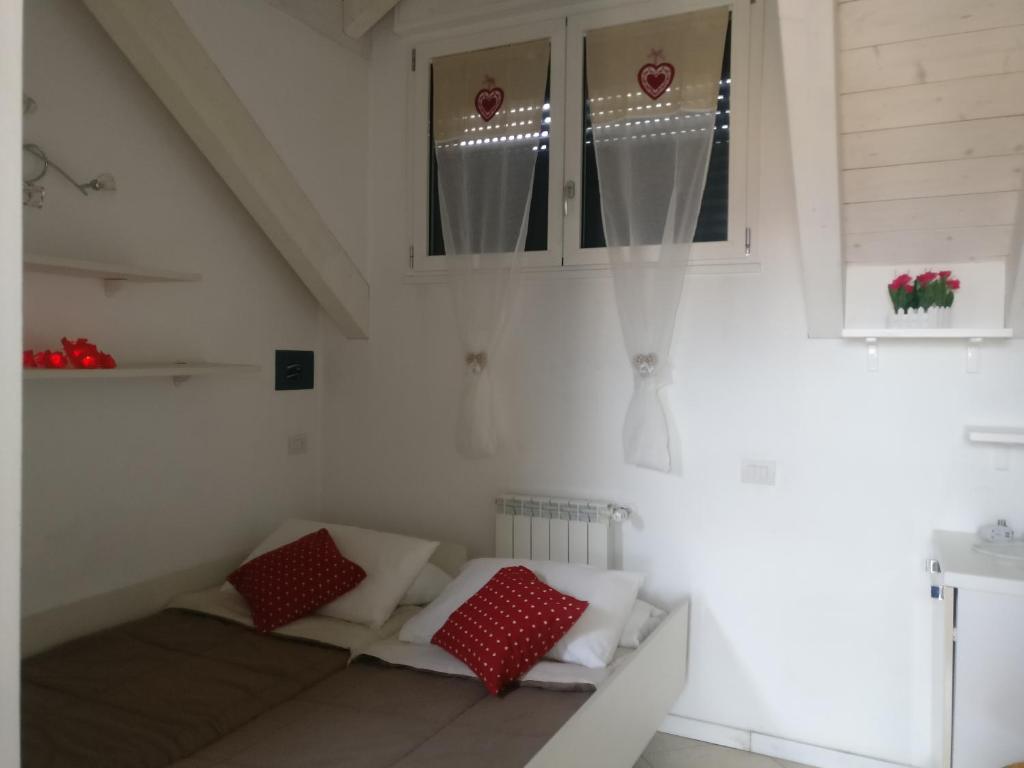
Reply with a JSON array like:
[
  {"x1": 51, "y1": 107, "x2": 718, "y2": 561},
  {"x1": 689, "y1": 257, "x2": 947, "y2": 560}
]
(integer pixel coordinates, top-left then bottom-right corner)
[
  {"x1": 741, "y1": 459, "x2": 777, "y2": 486},
  {"x1": 276, "y1": 350, "x2": 314, "y2": 391}
]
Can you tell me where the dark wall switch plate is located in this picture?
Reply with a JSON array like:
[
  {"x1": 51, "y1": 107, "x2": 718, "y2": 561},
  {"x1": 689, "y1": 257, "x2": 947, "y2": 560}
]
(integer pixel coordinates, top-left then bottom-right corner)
[{"x1": 275, "y1": 350, "x2": 314, "y2": 391}]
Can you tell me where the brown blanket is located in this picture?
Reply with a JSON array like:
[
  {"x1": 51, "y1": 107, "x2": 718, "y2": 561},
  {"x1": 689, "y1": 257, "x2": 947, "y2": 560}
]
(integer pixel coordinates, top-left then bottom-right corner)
[
  {"x1": 23, "y1": 610, "x2": 590, "y2": 768},
  {"x1": 171, "y1": 659, "x2": 590, "y2": 768},
  {"x1": 22, "y1": 610, "x2": 350, "y2": 768}
]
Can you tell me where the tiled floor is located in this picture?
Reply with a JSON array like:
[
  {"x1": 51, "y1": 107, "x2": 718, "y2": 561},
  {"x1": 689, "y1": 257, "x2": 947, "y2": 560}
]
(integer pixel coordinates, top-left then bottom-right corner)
[{"x1": 637, "y1": 732, "x2": 812, "y2": 768}]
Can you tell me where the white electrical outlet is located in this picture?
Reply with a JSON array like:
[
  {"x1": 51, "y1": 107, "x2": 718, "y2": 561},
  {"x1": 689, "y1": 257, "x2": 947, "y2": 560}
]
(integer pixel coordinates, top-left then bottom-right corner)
[
  {"x1": 741, "y1": 459, "x2": 777, "y2": 486},
  {"x1": 287, "y1": 434, "x2": 309, "y2": 455}
]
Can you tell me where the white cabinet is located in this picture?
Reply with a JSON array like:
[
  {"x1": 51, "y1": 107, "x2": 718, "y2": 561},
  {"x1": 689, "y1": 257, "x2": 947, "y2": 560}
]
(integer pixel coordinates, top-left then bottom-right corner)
[
  {"x1": 932, "y1": 531, "x2": 1024, "y2": 768},
  {"x1": 951, "y1": 589, "x2": 1024, "y2": 768}
]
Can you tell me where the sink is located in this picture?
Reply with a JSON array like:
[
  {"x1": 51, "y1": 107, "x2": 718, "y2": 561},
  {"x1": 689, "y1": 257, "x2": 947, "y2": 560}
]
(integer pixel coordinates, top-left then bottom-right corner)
[{"x1": 972, "y1": 541, "x2": 1024, "y2": 561}]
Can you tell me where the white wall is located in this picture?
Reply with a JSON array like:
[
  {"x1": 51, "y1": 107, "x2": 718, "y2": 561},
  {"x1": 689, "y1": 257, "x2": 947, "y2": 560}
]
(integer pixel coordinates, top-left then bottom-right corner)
[
  {"x1": 21, "y1": 0, "x2": 326, "y2": 616},
  {"x1": 320, "y1": 4, "x2": 1024, "y2": 766},
  {"x1": 1, "y1": 0, "x2": 22, "y2": 758}
]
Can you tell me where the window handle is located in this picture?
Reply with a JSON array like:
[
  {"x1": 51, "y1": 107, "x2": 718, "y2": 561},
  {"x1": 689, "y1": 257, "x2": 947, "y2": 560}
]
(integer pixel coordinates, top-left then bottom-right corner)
[{"x1": 563, "y1": 180, "x2": 576, "y2": 217}]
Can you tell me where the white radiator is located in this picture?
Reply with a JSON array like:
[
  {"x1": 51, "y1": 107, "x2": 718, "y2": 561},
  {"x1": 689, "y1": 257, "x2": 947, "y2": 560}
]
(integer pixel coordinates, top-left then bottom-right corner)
[{"x1": 494, "y1": 495, "x2": 631, "y2": 569}]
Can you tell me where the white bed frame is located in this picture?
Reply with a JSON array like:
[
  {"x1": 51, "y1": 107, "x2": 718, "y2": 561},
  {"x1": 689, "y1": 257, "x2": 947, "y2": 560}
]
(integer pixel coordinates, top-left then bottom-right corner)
[
  {"x1": 496, "y1": 494, "x2": 691, "y2": 768},
  {"x1": 21, "y1": 540, "x2": 469, "y2": 657},
  {"x1": 529, "y1": 602, "x2": 689, "y2": 768},
  {"x1": 25, "y1": 507, "x2": 688, "y2": 768}
]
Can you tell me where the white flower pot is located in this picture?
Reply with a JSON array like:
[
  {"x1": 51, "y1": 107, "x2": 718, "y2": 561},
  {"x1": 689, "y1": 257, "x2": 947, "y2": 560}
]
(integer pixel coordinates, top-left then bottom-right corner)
[{"x1": 886, "y1": 306, "x2": 952, "y2": 330}]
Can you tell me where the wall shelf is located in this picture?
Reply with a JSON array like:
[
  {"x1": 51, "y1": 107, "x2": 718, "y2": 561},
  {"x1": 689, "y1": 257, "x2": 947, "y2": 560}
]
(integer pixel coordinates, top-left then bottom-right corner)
[
  {"x1": 841, "y1": 329, "x2": 1014, "y2": 340},
  {"x1": 24, "y1": 362, "x2": 259, "y2": 386},
  {"x1": 965, "y1": 426, "x2": 1024, "y2": 446},
  {"x1": 24, "y1": 253, "x2": 201, "y2": 295}
]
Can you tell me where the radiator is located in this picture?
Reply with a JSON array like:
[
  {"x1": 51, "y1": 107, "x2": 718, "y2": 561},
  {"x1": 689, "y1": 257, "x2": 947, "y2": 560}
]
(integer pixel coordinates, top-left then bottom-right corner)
[{"x1": 494, "y1": 494, "x2": 632, "y2": 569}]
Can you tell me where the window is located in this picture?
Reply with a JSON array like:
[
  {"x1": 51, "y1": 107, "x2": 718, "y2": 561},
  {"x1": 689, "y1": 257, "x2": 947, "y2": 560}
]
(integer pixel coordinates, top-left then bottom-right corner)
[
  {"x1": 412, "y1": 0, "x2": 761, "y2": 272},
  {"x1": 429, "y1": 73, "x2": 552, "y2": 255},
  {"x1": 580, "y1": 22, "x2": 731, "y2": 248}
]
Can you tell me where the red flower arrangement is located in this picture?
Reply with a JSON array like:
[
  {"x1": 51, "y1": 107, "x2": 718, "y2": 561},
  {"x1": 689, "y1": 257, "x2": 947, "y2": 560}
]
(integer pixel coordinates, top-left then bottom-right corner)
[
  {"x1": 888, "y1": 270, "x2": 960, "y2": 314},
  {"x1": 23, "y1": 338, "x2": 116, "y2": 370}
]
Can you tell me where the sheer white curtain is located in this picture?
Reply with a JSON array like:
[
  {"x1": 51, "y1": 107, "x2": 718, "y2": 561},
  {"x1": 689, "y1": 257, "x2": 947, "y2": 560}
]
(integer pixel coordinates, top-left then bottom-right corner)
[
  {"x1": 432, "y1": 40, "x2": 549, "y2": 457},
  {"x1": 587, "y1": 8, "x2": 729, "y2": 472}
]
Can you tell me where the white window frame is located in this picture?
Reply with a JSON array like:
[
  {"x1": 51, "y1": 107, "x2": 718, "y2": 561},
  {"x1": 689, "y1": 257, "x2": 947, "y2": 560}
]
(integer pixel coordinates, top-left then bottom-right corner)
[
  {"x1": 408, "y1": 0, "x2": 762, "y2": 275},
  {"x1": 564, "y1": 0, "x2": 760, "y2": 269},
  {"x1": 410, "y1": 19, "x2": 567, "y2": 272}
]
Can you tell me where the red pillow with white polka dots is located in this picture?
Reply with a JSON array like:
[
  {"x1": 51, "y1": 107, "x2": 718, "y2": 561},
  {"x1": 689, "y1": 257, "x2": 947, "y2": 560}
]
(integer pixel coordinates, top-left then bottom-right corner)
[
  {"x1": 431, "y1": 565, "x2": 588, "y2": 695},
  {"x1": 227, "y1": 528, "x2": 366, "y2": 633}
]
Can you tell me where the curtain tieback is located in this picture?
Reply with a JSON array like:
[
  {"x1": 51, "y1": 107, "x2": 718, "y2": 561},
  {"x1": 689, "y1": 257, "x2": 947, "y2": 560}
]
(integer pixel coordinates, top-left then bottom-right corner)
[
  {"x1": 632, "y1": 353, "x2": 659, "y2": 378},
  {"x1": 465, "y1": 352, "x2": 488, "y2": 374}
]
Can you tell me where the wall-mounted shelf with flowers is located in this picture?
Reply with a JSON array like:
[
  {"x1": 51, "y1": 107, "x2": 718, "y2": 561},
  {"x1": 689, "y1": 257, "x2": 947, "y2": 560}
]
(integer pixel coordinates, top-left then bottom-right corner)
[
  {"x1": 843, "y1": 260, "x2": 1011, "y2": 343},
  {"x1": 887, "y1": 270, "x2": 959, "y2": 329}
]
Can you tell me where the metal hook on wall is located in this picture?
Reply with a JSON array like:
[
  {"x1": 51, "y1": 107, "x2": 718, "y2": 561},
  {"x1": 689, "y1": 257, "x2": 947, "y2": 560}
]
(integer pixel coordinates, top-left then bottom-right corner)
[
  {"x1": 21, "y1": 95, "x2": 117, "y2": 208},
  {"x1": 23, "y1": 143, "x2": 117, "y2": 198}
]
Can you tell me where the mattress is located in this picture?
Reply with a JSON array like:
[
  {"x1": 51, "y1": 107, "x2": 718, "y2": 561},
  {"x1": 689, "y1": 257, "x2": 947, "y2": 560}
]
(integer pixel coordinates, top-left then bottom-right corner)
[
  {"x1": 22, "y1": 609, "x2": 591, "y2": 768},
  {"x1": 170, "y1": 658, "x2": 590, "y2": 768},
  {"x1": 22, "y1": 609, "x2": 351, "y2": 768}
]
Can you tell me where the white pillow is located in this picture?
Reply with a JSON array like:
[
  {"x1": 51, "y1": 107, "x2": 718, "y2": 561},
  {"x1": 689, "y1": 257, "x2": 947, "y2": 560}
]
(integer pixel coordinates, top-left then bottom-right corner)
[
  {"x1": 618, "y1": 599, "x2": 666, "y2": 648},
  {"x1": 224, "y1": 519, "x2": 438, "y2": 629},
  {"x1": 399, "y1": 563, "x2": 452, "y2": 606},
  {"x1": 399, "y1": 558, "x2": 644, "y2": 669}
]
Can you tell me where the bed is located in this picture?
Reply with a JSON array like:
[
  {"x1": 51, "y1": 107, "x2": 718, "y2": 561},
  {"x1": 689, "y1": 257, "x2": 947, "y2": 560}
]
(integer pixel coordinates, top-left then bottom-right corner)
[{"x1": 21, "y1": 507, "x2": 689, "y2": 768}]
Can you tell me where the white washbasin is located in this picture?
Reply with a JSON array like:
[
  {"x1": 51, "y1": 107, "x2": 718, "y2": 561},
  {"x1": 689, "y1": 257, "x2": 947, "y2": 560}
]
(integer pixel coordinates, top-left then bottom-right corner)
[{"x1": 972, "y1": 541, "x2": 1024, "y2": 562}]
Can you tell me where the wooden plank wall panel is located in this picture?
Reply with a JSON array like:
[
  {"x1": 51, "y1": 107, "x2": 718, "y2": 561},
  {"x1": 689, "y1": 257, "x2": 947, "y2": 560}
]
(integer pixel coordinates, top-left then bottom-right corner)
[
  {"x1": 837, "y1": 0, "x2": 1024, "y2": 271},
  {"x1": 841, "y1": 72, "x2": 1024, "y2": 133},
  {"x1": 845, "y1": 226, "x2": 1014, "y2": 264},
  {"x1": 842, "y1": 117, "x2": 1024, "y2": 169},
  {"x1": 843, "y1": 156, "x2": 1024, "y2": 203},
  {"x1": 843, "y1": 192, "x2": 1020, "y2": 234},
  {"x1": 840, "y1": 25, "x2": 1024, "y2": 93},
  {"x1": 839, "y1": 0, "x2": 1024, "y2": 50}
]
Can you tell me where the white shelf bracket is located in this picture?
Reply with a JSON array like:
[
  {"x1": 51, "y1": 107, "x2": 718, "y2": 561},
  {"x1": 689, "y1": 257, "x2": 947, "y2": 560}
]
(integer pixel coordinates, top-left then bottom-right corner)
[
  {"x1": 103, "y1": 278, "x2": 127, "y2": 297},
  {"x1": 966, "y1": 338, "x2": 983, "y2": 374},
  {"x1": 865, "y1": 337, "x2": 879, "y2": 373},
  {"x1": 994, "y1": 446, "x2": 1011, "y2": 471}
]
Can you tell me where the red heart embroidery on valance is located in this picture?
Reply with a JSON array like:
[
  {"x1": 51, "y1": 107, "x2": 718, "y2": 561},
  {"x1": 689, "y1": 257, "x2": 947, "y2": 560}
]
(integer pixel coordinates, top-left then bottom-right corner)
[
  {"x1": 475, "y1": 87, "x2": 504, "y2": 122},
  {"x1": 637, "y1": 62, "x2": 675, "y2": 100}
]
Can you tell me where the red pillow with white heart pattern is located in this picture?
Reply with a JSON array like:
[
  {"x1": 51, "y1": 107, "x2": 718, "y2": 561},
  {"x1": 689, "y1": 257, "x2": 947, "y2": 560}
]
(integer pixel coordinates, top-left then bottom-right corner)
[
  {"x1": 228, "y1": 528, "x2": 366, "y2": 632},
  {"x1": 431, "y1": 565, "x2": 588, "y2": 695}
]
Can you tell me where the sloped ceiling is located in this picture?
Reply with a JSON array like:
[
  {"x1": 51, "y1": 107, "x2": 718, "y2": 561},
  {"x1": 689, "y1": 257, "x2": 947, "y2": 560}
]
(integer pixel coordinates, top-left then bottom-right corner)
[
  {"x1": 837, "y1": 0, "x2": 1024, "y2": 267},
  {"x1": 84, "y1": 0, "x2": 371, "y2": 338},
  {"x1": 779, "y1": 0, "x2": 1024, "y2": 336}
]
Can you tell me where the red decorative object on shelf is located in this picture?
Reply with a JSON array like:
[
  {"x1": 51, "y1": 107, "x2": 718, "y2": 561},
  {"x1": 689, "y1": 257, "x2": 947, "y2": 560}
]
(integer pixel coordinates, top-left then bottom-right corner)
[
  {"x1": 24, "y1": 350, "x2": 68, "y2": 368},
  {"x1": 61, "y1": 337, "x2": 116, "y2": 369},
  {"x1": 23, "y1": 338, "x2": 116, "y2": 370}
]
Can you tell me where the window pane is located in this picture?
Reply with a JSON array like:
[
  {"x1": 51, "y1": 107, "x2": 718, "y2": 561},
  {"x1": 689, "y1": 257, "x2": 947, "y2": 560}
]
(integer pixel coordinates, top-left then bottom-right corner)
[
  {"x1": 581, "y1": 18, "x2": 731, "y2": 248},
  {"x1": 429, "y1": 68, "x2": 551, "y2": 256}
]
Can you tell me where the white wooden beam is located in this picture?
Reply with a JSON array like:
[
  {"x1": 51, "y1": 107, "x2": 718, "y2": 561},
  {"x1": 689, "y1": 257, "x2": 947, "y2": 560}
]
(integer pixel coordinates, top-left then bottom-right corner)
[
  {"x1": 84, "y1": 0, "x2": 370, "y2": 339},
  {"x1": 266, "y1": 0, "x2": 370, "y2": 56},
  {"x1": 1007, "y1": 188, "x2": 1024, "y2": 332},
  {"x1": 0, "y1": 0, "x2": 22, "y2": 759},
  {"x1": 343, "y1": 0, "x2": 399, "y2": 38},
  {"x1": 777, "y1": 0, "x2": 845, "y2": 338}
]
